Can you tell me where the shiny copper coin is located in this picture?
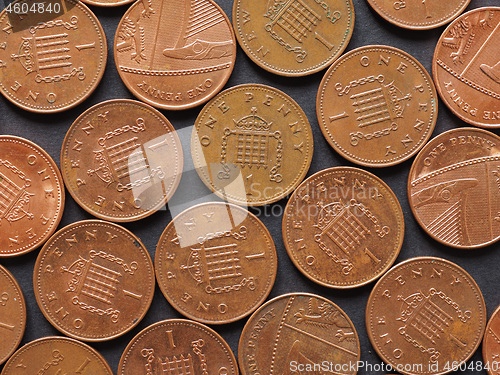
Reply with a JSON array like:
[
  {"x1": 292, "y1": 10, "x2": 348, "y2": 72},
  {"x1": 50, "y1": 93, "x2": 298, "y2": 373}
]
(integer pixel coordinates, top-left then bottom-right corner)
[
  {"x1": 156, "y1": 202, "x2": 277, "y2": 324},
  {"x1": 366, "y1": 257, "x2": 486, "y2": 375},
  {"x1": 1, "y1": 336, "x2": 113, "y2": 374},
  {"x1": 239, "y1": 293, "x2": 360, "y2": 375},
  {"x1": 118, "y1": 319, "x2": 238, "y2": 375},
  {"x1": 81, "y1": 0, "x2": 134, "y2": 7},
  {"x1": 114, "y1": 0, "x2": 236, "y2": 110},
  {"x1": 34, "y1": 219, "x2": 155, "y2": 342},
  {"x1": 0, "y1": 136, "x2": 64, "y2": 257},
  {"x1": 408, "y1": 127, "x2": 500, "y2": 248},
  {"x1": 61, "y1": 99, "x2": 183, "y2": 222},
  {"x1": 233, "y1": 0, "x2": 354, "y2": 76},
  {"x1": 283, "y1": 166, "x2": 404, "y2": 288},
  {"x1": 0, "y1": 265, "x2": 26, "y2": 365},
  {"x1": 483, "y1": 304, "x2": 500, "y2": 375},
  {"x1": 433, "y1": 7, "x2": 500, "y2": 128},
  {"x1": 192, "y1": 84, "x2": 313, "y2": 206},
  {"x1": 0, "y1": 0, "x2": 107, "y2": 113},
  {"x1": 317, "y1": 45, "x2": 437, "y2": 167}
]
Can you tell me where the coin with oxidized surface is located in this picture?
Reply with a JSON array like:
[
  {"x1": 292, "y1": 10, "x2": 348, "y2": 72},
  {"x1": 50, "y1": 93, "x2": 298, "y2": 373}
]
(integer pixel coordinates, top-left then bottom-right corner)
[
  {"x1": 81, "y1": 0, "x2": 134, "y2": 7},
  {"x1": 33, "y1": 220, "x2": 155, "y2": 342},
  {"x1": 283, "y1": 166, "x2": 404, "y2": 288},
  {"x1": 239, "y1": 293, "x2": 360, "y2": 375},
  {"x1": 0, "y1": 0, "x2": 107, "y2": 113},
  {"x1": 317, "y1": 45, "x2": 437, "y2": 167},
  {"x1": 192, "y1": 84, "x2": 313, "y2": 206},
  {"x1": 433, "y1": 7, "x2": 500, "y2": 128},
  {"x1": 233, "y1": 0, "x2": 354, "y2": 76},
  {"x1": 483, "y1": 304, "x2": 500, "y2": 375},
  {"x1": 156, "y1": 202, "x2": 277, "y2": 324},
  {"x1": 0, "y1": 136, "x2": 64, "y2": 257},
  {"x1": 1, "y1": 336, "x2": 113, "y2": 374},
  {"x1": 118, "y1": 319, "x2": 238, "y2": 375},
  {"x1": 61, "y1": 99, "x2": 183, "y2": 222},
  {"x1": 114, "y1": 0, "x2": 236, "y2": 110},
  {"x1": 408, "y1": 127, "x2": 500, "y2": 248}
]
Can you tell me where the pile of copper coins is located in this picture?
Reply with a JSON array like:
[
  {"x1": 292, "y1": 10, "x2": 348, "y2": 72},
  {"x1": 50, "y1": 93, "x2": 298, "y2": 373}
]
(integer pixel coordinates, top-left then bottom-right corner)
[{"x1": 1, "y1": 0, "x2": 499, "y2": 373}]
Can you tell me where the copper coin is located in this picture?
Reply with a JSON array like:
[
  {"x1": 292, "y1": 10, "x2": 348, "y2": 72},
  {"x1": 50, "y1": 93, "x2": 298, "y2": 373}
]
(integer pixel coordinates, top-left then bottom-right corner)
[
  {"x1": 433, "y1": 7, "x2": 500, "y2": 128},
  {"x1": 114, "y1": 0, "x2": 236, "y2": 110},
  {"x1": 0, "y1": 136, "x2": 64, "y2": 257},
  {"x1": 61, "y1": 99, "x2": 183, "y2": 222},
  {"x1": 483, "y1": 304, "x2": 500, "y2": 375},
  {"x1": 366, "y1": 257, "x2": 486, "y2": 375},
  {"x1": 232, "y1": 0, "x2": 354, "y2": 76},
  {"x1": 317, "y1": 45, "x2": 437, "y2": 167},
  {"x1": 283, "y1": 166, "x2": 404, "y2": 288},
  {"x1": 192, "y1": 84, "x2": 313, "y2": 206},
  {"x1": 81, "y1": 0, "x2": 134, "y2": 7},
  {"x1": 366, "y1": 0, "x2": 470, "y2": 30},
  {"x1": 239, "y1": 293, "x2": 360, "y2": 375},
  {"x1": 118, "y1": 319, "x2": 238, "y2": 375},
  {"x1": 0, "y1": 0, "x2": 107, "y2": 113},
  {"x1": 33, "y1": 219, "x2": 155, "y2": 342},
  {"x1": 1, "y1": 336, "x2": 113, "y2": 374},
  {"x1": 155, "y1": 201, "x2": 277, "y2": 324},
  {"x1": 408, "y1": 127, "x2": 500, "y2": 248},
  {"x1": 0, "y1": 265, "x2": 26, "y2": 365}
]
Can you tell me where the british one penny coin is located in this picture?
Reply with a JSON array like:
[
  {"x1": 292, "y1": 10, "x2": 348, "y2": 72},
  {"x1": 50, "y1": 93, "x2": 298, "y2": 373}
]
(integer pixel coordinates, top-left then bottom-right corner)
[
  {"x1": 118, "y1": 319, "x2": 238, "y2": 375},
  {"x1": 155, "y1": 201, "x2": 277, "y2": 324},
  {"x1": 408, "y1": 127, "x2": 500, "y2": 248},
  {"x1": 0, "y1": 0, "x2": 107, "y2": 113},
  {"x1": 366, "y1": 257, "x2": 486, "y2": 375},
  {"x1": 114, "y1": 0, "x2": 236, "y2": 110},
  {"x1": 433, "y1": 7, "x2": 500, "y2": 128},
  {"x1": 61, "y1": 99, "x2": 183, "y2": 222},
  {"x1": 33, "y1": 220, "x2": 155, "y2": 342},
  {"x1": 192, "y1": 84, "x2": 313, "y2": 206},
  {"x1": 239, "y1": 293, "x2": 360, "y2": 375},
  {"x1": 0, "y1": 136, "x2": 64, "y2": 257},
  {"x1": 81, "y1": 0, "x2": 134, "y2": 7},
  {"x1": 317, "y1": 45, "x2": 437, "y2": 167},
  {"x1": 483, "y1": 304, "x2": 500, "y2": 375},
  {"x1": 233, "y1": 0, "x2": 354, "y2": 76},
  {"x1": 283, "y1": 166, "x2": 404, "y2": 288}
]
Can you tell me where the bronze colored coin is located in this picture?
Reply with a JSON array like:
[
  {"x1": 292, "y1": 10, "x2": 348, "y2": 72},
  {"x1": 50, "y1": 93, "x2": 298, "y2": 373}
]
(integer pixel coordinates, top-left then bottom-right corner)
[
  {"x1": 433, "y1": 7, "x2": 500, "y2": 128},
  {"x1": 1, "y1": 336, "x2": 113, "y2": 374},
  {"x1": 366, "y1": 257, "x2": 486, "y2": 375},
  {"x1": 233, "y1": 0, "x2": 354, "y2": 76},
  {"x1": 283, "y1": 166, "x2": 404, "y2": 288},
  {"x1": 483, "y1": 304, "x2": 500, "y2": 375},
  {"x1": 33, "y1": 219, "x2": 155, "y2": 342},
  {"x1": 156, "y1": 201, "x2": 277, "y2": 324},
  {"x1": 317, "y1": 45, "x2": 437, "y2": 167},
  {"x1": 0, "y1": 265, "x2": 26, "y2": 365},
  {"x1": 408, "y1": 127, "x2": 500, "y2": 248},
  {"x1": 0, "y1": 136, "x2": 64, "y2": 257},
  {"x1": 192, "y1": 84, "x2": 313, "y2": 206},
  {"x1": 114, "y1": 0, "x2": 236, "y2": 110},
  {"x1": 0, "y1": 0, "x2": 107, "y2": 113},
  {"x1": 61, "y1": 99, "x2": 183, "y2": 222},
  {"x1": 81, "y1": 0, "x2": 134, "y2": 7},
  {"x1": 239, "y1": 293, "x2": 360, "y2": 375},
  {"x1": 118, "y1": 319, "x2": 238, "y2": 375}
]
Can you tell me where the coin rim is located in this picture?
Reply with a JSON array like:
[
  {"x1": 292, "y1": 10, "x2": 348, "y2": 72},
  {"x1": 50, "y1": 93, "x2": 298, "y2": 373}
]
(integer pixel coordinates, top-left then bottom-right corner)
[
  {"x1": 81, "y1": 0, "x2": 134, "y2": 7},
  {"x1": 482, "y1": 303, "x2": 500, "y2": 375}
]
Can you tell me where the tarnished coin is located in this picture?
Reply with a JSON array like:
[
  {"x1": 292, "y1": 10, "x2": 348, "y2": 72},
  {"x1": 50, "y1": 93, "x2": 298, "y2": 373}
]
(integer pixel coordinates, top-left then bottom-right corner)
[
  {"x1": 0, "y1": 265, "x2": 26, "y2": 365},
  {"x1": 233, "y1": 0, "x2": 354, "y2": 76},
  {"x1": 81, "y1": 0, "x2": 134, "y2": 7},
  {"x1": 317, "y1": 45, "x2": 437, "y2": 167},
  {"x1": 33, "y1": 220, "x2": 155, "y2": 342},
  {"x1": 61, "y1": 99, "x2": 183, "y2": 222},
  {"x1": 483, "y1": 304, "x2": 500, "y2": 375},
  {"x1": 366, "y1": 257, "x2": 486, "y2": 375},
  {"x1": 192, "y1": 84, "x2": 313, "y2": 206},
  {"x1": 283, "y1": 166, "x2": 404, "y2": 288},
  {"x1": 433, "y1": 7, "x2": 500, "y2": 128},
  {"x1": 0, "y1": 136, "x2": 64, "y2": 257},
  {"x1": 156, "y1": 202, "x2": 277, "y2": 324},
  {"x1": 0, "y1": 0, "x2": 107, "y2": 113},
  {"x1": 114, "y1": 0, "x2": 236, "y2": 110},
  {"x1": 408, "y1": 127, "x2": 500, "y2": 248},
  {"x1": 1, "y1": 336, "x2": 113, "y2": 374},
  {"x1": 118, "y1": 319, "x2": 238, "y2": 375},
  {"x1": 239, "y1": 293, "x2": 360, "y2": 375}
]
